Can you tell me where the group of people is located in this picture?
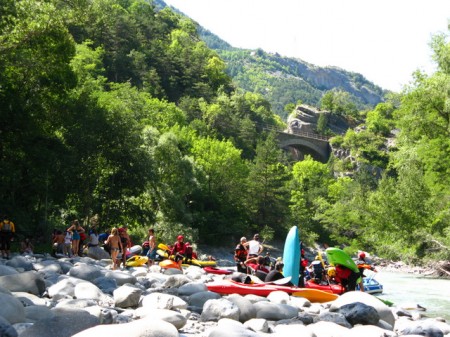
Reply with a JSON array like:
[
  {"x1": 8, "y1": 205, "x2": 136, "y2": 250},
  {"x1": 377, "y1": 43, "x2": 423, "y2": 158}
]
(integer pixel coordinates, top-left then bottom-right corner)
[
  {"x1": 302, "y1": 251, "x2": 376, "y2": 292},
  {"x1": 234, "y1": 235, "x2": 375, "y2": 293},
  {"x1": 234, "y1": 234, "x2": 296, "y2": 285}
]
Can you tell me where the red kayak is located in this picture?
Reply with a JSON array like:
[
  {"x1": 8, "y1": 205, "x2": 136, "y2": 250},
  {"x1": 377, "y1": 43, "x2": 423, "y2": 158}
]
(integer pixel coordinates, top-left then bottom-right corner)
[
  {"x1": 206, "y1": 279, "x2": 302, "y2": 297},
  {"x1": 203, "y1": 266, "x2": 233, "y2": 275},
  {"x1": 305, "y1": 280, "x2": 345, "y2": 294},
  {"x1": 206, "y1": 280, "x2": 338, "y2": 303}
]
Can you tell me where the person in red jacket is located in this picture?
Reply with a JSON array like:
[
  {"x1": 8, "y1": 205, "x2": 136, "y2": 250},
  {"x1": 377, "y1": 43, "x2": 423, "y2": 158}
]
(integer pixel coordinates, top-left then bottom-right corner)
[{"x1": 170, "y1": 235, "x2": 186, "y2": 262}]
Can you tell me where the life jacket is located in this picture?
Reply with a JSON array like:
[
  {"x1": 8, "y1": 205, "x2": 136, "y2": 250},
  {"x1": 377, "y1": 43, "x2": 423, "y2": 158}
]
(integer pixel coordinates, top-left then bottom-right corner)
[
  {"x1": 335, "y1": 265, "x2": 352, "y2": 283},
  {"x1": 1, "y1": 220, "x2": 12, "y2": 232},
  {"x1": 235, "y1": 243, "x2": 247, "y2": 261}
]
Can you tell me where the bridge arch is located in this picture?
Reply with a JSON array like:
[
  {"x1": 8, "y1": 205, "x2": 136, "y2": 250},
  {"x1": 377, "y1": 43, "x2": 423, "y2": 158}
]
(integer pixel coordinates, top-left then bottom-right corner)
[{"x1": 279, "y1": 138, "x2": 330, "y2": 163}]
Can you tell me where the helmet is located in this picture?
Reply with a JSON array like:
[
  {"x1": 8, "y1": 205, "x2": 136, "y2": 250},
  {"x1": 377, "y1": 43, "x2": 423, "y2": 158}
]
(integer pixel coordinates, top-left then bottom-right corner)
[
  {"x1": 118, "y1": 228, "x2": 125, "y2": 233},
  {"x1": 328, "y1": 267, "x2": 336, "y2": 277},
  {"x1": 177, "y1": 235, "x2": 184, "y2": 241},
  {"x1": 359, "y1": 252, "x2": 366, "y2": 259},
  {"x1": 240, "y1": 237, "x2": 247, "y2": 242}
]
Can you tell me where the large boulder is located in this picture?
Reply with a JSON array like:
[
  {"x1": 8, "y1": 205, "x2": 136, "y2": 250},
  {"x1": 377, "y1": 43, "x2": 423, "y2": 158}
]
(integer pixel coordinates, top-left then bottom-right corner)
[
  {"x1": 68, "y1": 264, "x2": 103, "y2": 282},
  {"x1": 0, "y1": 271, "x2": 45, "y2": 296},
  {"x1": 226, "y1": 294, "x2": 257, "y2": 323},
  {"x1": 0, "y1": 293, "x2": 25, "y2": 324},
  {"x1": 200, "y1": 298, "x2": 240, "y2": 322},
  {"x1": 330, "y1": 291, "x2": 395, "y2": 327},
  {"x1": 18, "y1": 308, "x2": 99, "y2": 337}
]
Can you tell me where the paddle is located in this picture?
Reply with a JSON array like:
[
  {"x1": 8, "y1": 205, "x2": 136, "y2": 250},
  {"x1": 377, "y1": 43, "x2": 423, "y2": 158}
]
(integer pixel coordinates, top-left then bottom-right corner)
[{"x1": 269, "y1": 276, "x2": 292, "y2": 285}]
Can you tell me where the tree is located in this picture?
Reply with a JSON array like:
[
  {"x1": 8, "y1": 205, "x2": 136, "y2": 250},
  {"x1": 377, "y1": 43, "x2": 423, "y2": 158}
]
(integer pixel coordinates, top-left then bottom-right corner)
[{"x1": 245, "y1": 133, "x2": 291, "y2": 236}]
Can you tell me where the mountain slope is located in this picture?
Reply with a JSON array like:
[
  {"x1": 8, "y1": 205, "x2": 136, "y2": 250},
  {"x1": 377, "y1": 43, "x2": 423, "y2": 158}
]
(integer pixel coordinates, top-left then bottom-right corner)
[
  {"x1": 158, "y1": 0, "x2": 388, "y2": 120},
  {"x1": 199, "y1": 27, "x2": 388, "y2": 120}
]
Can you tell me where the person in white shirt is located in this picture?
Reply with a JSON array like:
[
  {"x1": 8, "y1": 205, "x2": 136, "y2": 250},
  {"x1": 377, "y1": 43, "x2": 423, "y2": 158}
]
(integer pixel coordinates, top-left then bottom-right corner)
[{"x1": 246, "y1": 233, "x2": 263, "y2": 258}]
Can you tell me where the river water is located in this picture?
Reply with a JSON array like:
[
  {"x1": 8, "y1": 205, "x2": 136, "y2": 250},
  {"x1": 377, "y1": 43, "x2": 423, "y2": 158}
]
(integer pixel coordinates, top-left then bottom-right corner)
[{"x1": 373, "y1": 271, "x2": 450, "y2": 320}]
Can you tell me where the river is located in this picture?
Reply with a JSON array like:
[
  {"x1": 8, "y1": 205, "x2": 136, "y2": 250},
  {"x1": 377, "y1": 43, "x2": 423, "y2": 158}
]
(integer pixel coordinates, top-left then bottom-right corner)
[{"x1": 373, "y1": 270, "x2": 450, "y2": 320}]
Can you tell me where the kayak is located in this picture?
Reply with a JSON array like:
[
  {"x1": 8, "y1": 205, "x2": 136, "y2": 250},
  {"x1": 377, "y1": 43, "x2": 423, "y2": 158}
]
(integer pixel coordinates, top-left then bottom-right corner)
[
  {"x1": 206, "y1": 280, "x2": 337, "y2": 303},
  {"x1": 203, "y1": 266, "x2": 233, "y2": 275},
  {"x1": 126, "y1": 255, "x2": 148, "y2": 267},
  {"x1": 156, "y1": 249, "x2": 217, "y2": 267},
  {"x1": 159, "y1": 259, "x2": 182, "y2": 270},
  {"x1": 283, "y1": 226, "x2": 300, "y2": 286},
  {"x1": 357, "y1": 277, "x2": 383, "y2": 294},
  {"x1": 305, "y1": 280, "x2": 345, "y2": 295}
]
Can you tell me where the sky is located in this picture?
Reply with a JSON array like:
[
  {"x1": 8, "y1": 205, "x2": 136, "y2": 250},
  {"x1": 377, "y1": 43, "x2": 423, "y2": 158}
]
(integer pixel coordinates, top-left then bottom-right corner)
[{"x1": 163, "y1": 0, "x2": 449, "y2": 92}]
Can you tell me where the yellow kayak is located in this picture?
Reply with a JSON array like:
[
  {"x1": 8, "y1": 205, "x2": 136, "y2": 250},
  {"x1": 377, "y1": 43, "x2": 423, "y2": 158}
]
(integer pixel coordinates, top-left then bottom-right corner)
[
  {"x1": 126, "y1": 255, "x2": 148, "y2": 267},
  {"x1": 156, "y1": 248, "x2": 216, "y2": 267}
]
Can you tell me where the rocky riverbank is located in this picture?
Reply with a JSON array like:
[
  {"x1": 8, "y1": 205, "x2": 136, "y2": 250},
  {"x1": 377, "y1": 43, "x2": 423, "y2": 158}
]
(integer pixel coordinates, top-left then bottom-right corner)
[{"x1": 0, "y1": 253, "x2": 449, "y2": 337}]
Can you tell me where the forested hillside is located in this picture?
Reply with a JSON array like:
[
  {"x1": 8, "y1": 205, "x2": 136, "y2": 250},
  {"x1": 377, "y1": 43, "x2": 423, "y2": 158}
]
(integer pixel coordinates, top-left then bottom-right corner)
[
  {"x1": 1, "y1": 0, "x2": 449, "y2": 263},
  {"x1": 200, "y1": 30, "x2": 388, "y2": 120}
]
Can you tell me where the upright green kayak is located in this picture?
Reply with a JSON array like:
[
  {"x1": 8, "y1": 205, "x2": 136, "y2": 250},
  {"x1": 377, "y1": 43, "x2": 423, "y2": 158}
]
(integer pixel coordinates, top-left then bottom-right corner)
[{"x1": 325, "y1": 247, "x2": 359, "y2": 273}]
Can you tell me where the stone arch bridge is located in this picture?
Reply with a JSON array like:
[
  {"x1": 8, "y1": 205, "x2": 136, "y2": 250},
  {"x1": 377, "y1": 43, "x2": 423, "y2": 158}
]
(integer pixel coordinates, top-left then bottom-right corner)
[{"x1": 260, "y1": 124, "x2": 331, "y2": 163}]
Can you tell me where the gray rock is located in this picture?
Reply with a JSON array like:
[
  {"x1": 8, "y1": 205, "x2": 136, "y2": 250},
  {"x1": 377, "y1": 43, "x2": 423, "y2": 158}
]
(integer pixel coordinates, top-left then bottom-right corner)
[
  {"x1": 254, "y1": 302, "x2": 298, "y2": 321},
  {"x1": 68, "y1": 264, "x2": 103, "y2": 282},
  {"x1": 13, "y1": 292, "x2": 49, "y2": 307},
  {"x1": 338, "y1": 301, "x2": 380, "y2": 326},
  {"x1": 134, "y1": 308, "x2": 187, "y2": 329},
  {"x1": 163, "y1": 274, "x2": 191, "y2": 288},
  {"x1": 272, "y1": 324, "x2": 314, "y2": 336},
  {"x1": 24, "y1": 305, "x2": 55, "y2": 322},
  {"x1": 113, "y1": 284, "x2": 142, "y2": 308},
  {"x1": 200, "y1": 298, "x2": 240, "y2": 322},
  {"x1": 74, "y1": 281, "x2": 106, "y2": 301},
  {"x1": 72, "y1": 317, "x2": 178, "y2": 337},
  {"x1": 395, "y1": 317, "x2": 446, "y2": 337},
  {"x1": 92, "y1": 276, "x2": 117, "y2": 294},
  {"x1": 104, "y1": 270, "x2": 137, "y2": 286},
  {"x1": 19, "y1": 308, "x2": 99, "y2": 337},
  {"x1": 141, "y1": 292, "x2": 187, "y2": 310},
  {"x1": 47, "y1": 277, "x2": 85, "y2": 299},
  {"x1": 330, "y1": 291, "x2": 395, "y2": 327},
  {"x1": 348, "y1": 325, "x2": 397, "y2": 337},
  {"x1": 315, "y1": 311, "x2": 352, "y2": 328},
  {"x1": 207, "y1": 318, "x2": 260, "y2": 337},
  {"x1": 306, "y1": 320, "x2": 351, "y2": 337},
  {"x1": 87, "y1": 247, "x2": 110, "y2": 260},
  {"x1": 0, "y1": 265, "x2": 19, "y2": 276},
  {"x1": 5, "y1": 256, "x2": 33, "y2": 271},
  {"x1": 188, "y1": 291, "x2": 221, "y2": 310},
  {"x1": 0, "y1": 315, "x2": 18, "y2": 337},
  {"x1": 226, "y1": 294, "x2": 257, "y2": 323},
  {"x1": 178, "y1": 282, "x2": 208, "y2": 296},
  {"x1": 0, "y1": 293, "x2": 25, "y2": 324},
  {"x1": 0, "y1": 271, "x2": 45, "y2": 296}
]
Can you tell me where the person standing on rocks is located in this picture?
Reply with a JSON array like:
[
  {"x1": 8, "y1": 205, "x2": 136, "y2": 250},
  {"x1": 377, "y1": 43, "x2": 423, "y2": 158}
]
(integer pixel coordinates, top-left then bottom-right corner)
[
  {"x1": 105, "y1": 227, "x2": 122, "y2": 270},
  {"x1": 234, "y1": 236, "x2": 248, "y2": 273},
  {"x1": 0, "y1": 216, "x2": 15, "y2": 259},
  {"x1": 118, "y1": 227, "x2": 130, "y2": 268},
  {"x1": 246, "y1": 233, "x2": 263, "y2": 259},
  {"x1": 146, "y1": 228, "x2": 157, "y2": 269},
  {"x1": 67, "y1": 220, "x2": 84, "y2": 257}
]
